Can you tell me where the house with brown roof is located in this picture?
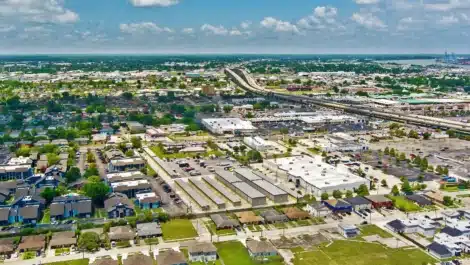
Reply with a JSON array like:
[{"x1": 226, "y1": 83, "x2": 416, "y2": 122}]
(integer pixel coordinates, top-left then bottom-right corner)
[
  {"x1": 235, "y1": 211, "x2": 263, "y2": 225},
  {"x1": 122, "y1": 253, "x2": 154, "y2": 265},
  {"x1": 108, "y1": 226, "x2": 135, "y2": 241},
  {"x1": 49, "y1": 231, "x2": 76, "y2": 249},
  {"x1": 90, "y1": 256, "x2": 119, "y2": 265},
  {"x1": 246, "y1": 239, "x2": 278, "y2": 258},
  {"x1": 282, "y1": 207, "x2": 310, "y2": 220},
  {"x1": 156, "y1": 249, "x2": 188, "y2": 265},
  {"x1": 17, "y1": 235, "x2": 46, "y2": 252},
  {"x1": 188, "y1": 242, "x2": 217, "y2": 263},
  {"x1": 0, "y1": 238, "x2": 16, "y2": 257}
]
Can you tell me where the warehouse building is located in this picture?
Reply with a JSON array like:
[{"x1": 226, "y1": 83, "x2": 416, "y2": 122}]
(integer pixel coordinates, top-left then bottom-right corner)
[
  {"x1": 202, "y1": 177, "x2": 241, "y2": 207},
  {"x1": 215, "y1": 170, "x2": 266, "y2": 206},
  {"x1": 201, "y1": 118, "x2": 257, "y2": 135},
  {"x1": 175, "y1": 179, "x2": 211, "y2": 211},
  {"x1": 243, "y1": 136, "x2": 272, "y2": 151},
  {"x1": 234, "y1": 168, "x2": 288, "y2": 203},
  {"x1": 188, "y1": 178, "x2": 226, "y2": 209},
  {"x1": 263, "y1": 155, "x2": 369, "y2": 196}
]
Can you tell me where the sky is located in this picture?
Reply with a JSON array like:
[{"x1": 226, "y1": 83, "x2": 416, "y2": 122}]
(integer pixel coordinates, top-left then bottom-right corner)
[{"x1": 0, "y1": 0, "x2": 470, "y2": 54}]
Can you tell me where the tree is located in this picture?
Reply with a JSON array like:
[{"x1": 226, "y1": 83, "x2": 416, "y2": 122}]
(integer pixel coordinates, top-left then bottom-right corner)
[
  {"x1": 391, "y1": 185, "x2": 400, "y2": 196},
  {"x1": 131, "y1": 136, "x2": 142, "y2": 149},
  {"x1": 280, "y1": 128, "x2": 289, "y2": 135},
  {"x1": 423, "y1": 132, "x2": 431, "y2": 140},
  {"x1": 65, "y1": 167, "x2": 81, "y2": 183},
  {"x1": 345, "y1": 190, "x2": 353, "y2": 198},
  {"x1": 399, "y1": 152, "x2": 406, "y2": 161},
  {"x1": 78, "y1": 232, "x2": 100, "y2": 252},
  {"x1": 443, "y1": 167, "x2": 449, "y2": 175},
  {"x1": 47, "y1": 153, "x2": 60, "y2": 166},
  {"x1": 40, "y1": 187, "x2": 57, "y2": 205},
  {"x1": 83, "y1": 177, "x2": 109, "y2": 205},
  {"x1": 86, "y1": 151, "x2": 95, "y2": 163},
  {"x1": 418, "y1": 174, "x2": 425, "y2": 183},
  {"x1": 247, "y1": 150, "x2": 263, "y2": 162},
  {"x1": 443, "y1": 196, "x2": 453, "y2": 206},
  {"x1": 125, "y1": 150, "x2": 134, "y2": 157},
  {"x1": 223, "y1": 105, "x2": 233, "y2": 113},
  {"x1": 122, "y1": 92, "x2": 133, "y2": 100},
  {"x1": 384, "y1": 147, "x2": 390, "y2": 155},
  {"x1": 401, "y1": 179, "x2": 413, "y2": 194},
  {"x1": 16, "y1": 146, "x2": 31, "y2": 157},
  {"x1": 356, "y1": 184, "x2": 370, "y2": 196},
  {"x1": 381, "y1": 179, "x2": 388, "y2": 187},
  {"x1": 389, "y1": 148, "x2": 396, "y2": 157},
  {"x1": 321, "y1": 192, "x2": 329, "y2": 200},
  {"x1": 408, "y1": 130, "x2": 419, "y2": 139},
  {"x1": 332, "y1": 190, "x2": 343, "y2": 199}
]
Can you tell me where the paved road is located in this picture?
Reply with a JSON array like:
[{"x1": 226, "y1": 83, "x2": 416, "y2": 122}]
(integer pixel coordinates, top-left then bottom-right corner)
[{"x1": 92, "y1": 149, "x2": 107, "y2": 179}]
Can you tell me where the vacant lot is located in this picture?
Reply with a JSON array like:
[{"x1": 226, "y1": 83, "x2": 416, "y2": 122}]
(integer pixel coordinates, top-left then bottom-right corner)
[
  {"x1": 215, "y1": 241, "x2": 283, "y2": 265},
  {"x1": 293, "y1": 240, "x2": 435, "y2": 265},
  {"x1": 359, "y1": 225, "x2": 393, "y2": 239},
  {"x1": 161, "y1": 219, "x2": 198, "y2": 241},
  {"x1": 388, "y1": 196, "x2": 421, "y2": 212}
]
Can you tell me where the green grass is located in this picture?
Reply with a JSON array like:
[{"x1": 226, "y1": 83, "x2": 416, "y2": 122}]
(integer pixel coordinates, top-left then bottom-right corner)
[
  {"x1": 214, "y1": 241, "x2": 260, "y2": 265},
  {"x1": 273, "y1": 223, "x2": 287, "y2": 229},
  {"x1": 359, "y1": 225, "x2": 394, "y2": 239},
  {"x1": 116, "y1": 241, "x2": 131, "y2": 248},
  {"x1": 388, "y1": 196, "x2": 421, "y2": 212},
  {"x1": 40, "y1": 209, "x2": 50, "y2": 224},
  {"x1": 293, "y1": 241, "x2": 435, "y2": 265},
  {"x1": 161, "y1": 219, "x2": 198, "y2": 241},
  {"x1": 55, "y1": 248, "x2": 70, "y2": 256},
  {"x1": 45, "y1": 259, "x2": 90, "y2": 265},
  {"x1": 308, "y1": 148, "x2": 322, "y2": 155},
  {"x1": 22, "y1": 251, "x2": 36, "y2": 260},
  {"x1": 144, "y1": 238, "x2": 159, "y2": 245},
  {"x1": 296, "y1": 219, "x2": 312, "y2": 226},
  {"x1": 93, "y1": 208, "x2": 107, "y2": 218},
  {"x1": 147, "y1": 165, "x2": 156, "y2": 176}
]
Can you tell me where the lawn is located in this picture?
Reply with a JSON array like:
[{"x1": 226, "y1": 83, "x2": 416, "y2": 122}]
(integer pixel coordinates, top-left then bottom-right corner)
[
  {"x1": 247, "y1": 225, "x2": 263, "y2": 232},
  {"x1": 273, "y1": 222, "x2": 287, "y2": 229},
  {"x1": 41, "y1": 209, "x2": 51, "y2": 224},
  {"x1": 359, "y1": 225, "x2": 393, "y2": 239},
  {"x1": 55, "y1": 248, "x2": 70, "y2": 256},
  {"x1": 215, "y1": 241, "x2": 283, "y2": 265},
  {"x1": 293, "y1": 240, "x2": 435, "y2": 265},
  {"x1": 388, "y1": 196, "x2": 421, "y2": 212},
  {"x1": 22, "y1": 251, "x2": 36, "y2": 260},
  {"x1": 46, "y1": 259, "x2": 90, "y2": 265},
  {"x1": 93, "y1": 208, "x2": 107, "y2": 218},
  {"x1": 116, "y1": 241, "x2": 131, "y2": 248},
  {"x1": 144, "y1": 238, "x2": 159, "y2": 245},
  {"x1": 161, "y1": 219, "x2": 198, "y2": 241}
]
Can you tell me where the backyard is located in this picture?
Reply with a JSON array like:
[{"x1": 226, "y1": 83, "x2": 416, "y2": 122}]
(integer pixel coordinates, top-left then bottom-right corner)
[
  {"x1": 359, "y1": 225, "x2": 393, "y2": 239},
  {"x1": 205, "y1": 222, "x2": 236, "y2": 236},
  {"x1": 215, "y1": 241, "x2": 283, "y2": 265},
  {"x1": 293, "y1": 240, "x2": 435, "y2": 265},
  {"x1": 161, "y1": 219, "x2": 198, "y2": 241},
  {"x1": 387, "y1": 196, "x2": 421, "y2": 212}
]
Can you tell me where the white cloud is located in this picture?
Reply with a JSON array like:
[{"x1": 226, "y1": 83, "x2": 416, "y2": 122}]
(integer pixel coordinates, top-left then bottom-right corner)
[
  {"x1": 24, "y1": 26, "x2": 49, "y2": 32},
  {"x1": 182, "y1": 28, "x2": 194, "y2": 34},
  {"x1": 351, "y1": 12, "x2": 387, "y2": 30},
  {"x1": 229, "y1": 29, "x2": 242, "y2": 36},
  {"x1": 240, "y1": 21, "x2": 252, "y2": 29},
  {"x1": 200, "y1": 24, "x2": 228, "y2": 35},
  {"x1": 129, "y1": 0, "x2": 179, "y2": 7},
  {"x1": 120, "y1": 22, "x2": 173, "y2": 34},
  {"x1": 0, "y1": 25, "x2": 15, "y2": 33},
  {"x1": 354, "y1": 0, "x2": 380, "y2": 4},
  {"x1": 0, "y1": 0, "x2": 79, "y2": 24},
  {"x1": 260, "y1": 17, "x2": 299, "y2": 33},
  {"x1": 424, "y1": 0, "x2": 470, "y2": 11},
  {"x1": 437, "y1": 15, "x2": 459, "y2": 25},
  {"x1": 297, "y1": 6, "x2": 340, "y2": 30}
]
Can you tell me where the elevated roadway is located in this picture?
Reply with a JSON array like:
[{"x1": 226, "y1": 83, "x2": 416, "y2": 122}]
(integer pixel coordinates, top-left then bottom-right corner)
[{"x1": 225, "y1": 68, "x2": 470, "y2": 134}]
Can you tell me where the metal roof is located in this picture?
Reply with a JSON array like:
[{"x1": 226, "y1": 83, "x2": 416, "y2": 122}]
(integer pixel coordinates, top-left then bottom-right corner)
[
  {"x1": 202, "y1": 177, "x2": 241, "y2": 205},
  {"x1": 175, "y1": 179, "x2": 210, "y2": 209},
  {"x1": 215, "y1": 170, "x2": 242, "y2": 183},
  {"x1": 188, "y1": 178, "x2": 225, "y2": 207},
  {"x1": 252, "y1": 179, "x2": 287, "y2": 196},
  {"x1": 232, "y1": 182, "x2": 266, "y2": 199}
]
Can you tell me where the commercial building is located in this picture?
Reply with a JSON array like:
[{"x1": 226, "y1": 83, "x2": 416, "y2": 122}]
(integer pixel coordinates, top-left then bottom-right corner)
[
  {"x1": 202, "y1": 177, "x2": 241, "y2": 207},
  {"x1": 263, "y1": 155, "x2": 369, "y2": 196},
  {"x1": 106, "y1": 171, "x2": 146, "y2": 183},
  {"x1": 188, "y1": 178, "x2": 226, "y2": 209},
  {"x1": 365, "y1": 195, "x2": 394, "y2": 209},
  {"x1": 243, "y1": 136, "x2": 272, "y2": 151},
  {"x1": 338, "y1": 224, "x2": 360, "y2": 238},
  {"x1": 215, "y1": 170, "x2": 266, "y2": 206},
  {"x1": 108, "y1": 158, "x2": 146, "y2": 172},
  {"x1": 234, "y1": 168, "x2": 288, "y2": 203},
  {"x1": 0, "y1": 165, "x2": 33, "y2": 180},
  {"x1": 202, "y1": 118, "x2": 257, "y2": 135},
  {"x1": 127, "y1": 122, "x2": 145, "y2": 133},
  {"x1": 175, "y1": 179, "x2": 211, "y2": 211},
  {"x1": 110, "y1": 179, "x2": 151, "y2": 198}
]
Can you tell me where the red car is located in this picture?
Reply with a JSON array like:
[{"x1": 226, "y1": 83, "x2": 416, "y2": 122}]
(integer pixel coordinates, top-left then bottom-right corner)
[{"x1": 184, "y1": 167, "x2": 194, "y2": 172}]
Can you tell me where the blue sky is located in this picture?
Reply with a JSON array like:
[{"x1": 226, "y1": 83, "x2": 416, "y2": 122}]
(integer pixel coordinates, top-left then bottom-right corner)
[{"x1": 0, "y1": 0, "x2": 469, "y2": 54}]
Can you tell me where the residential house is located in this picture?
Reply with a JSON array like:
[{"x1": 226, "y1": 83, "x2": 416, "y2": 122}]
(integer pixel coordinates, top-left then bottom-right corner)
[
  {"x1": 386, "y1": 218, "x2": 437, "y2": 238},
  {"x1": 260, "y1": 210, "x2": 288, "y2": 224},
  {"x1": 282, "y1": 207, "x2": 310, "y2": 220},
  {"x1": 322, "y1": 199, "x2": 353, "y2": 213},
  {"x1": 108, "y1": 158, "x2": 145, "y2": 172},
  {"x1": 246, "y1": 239, "x2": 278, "y2": 258},
  {"x1": 27, "y1": 174, "x2": 65, "y2": 189},
  {"x1": 136, "y1": 222, "x2": 162, "y2": 238},
  {"x1": 44, "y1": 165, "x2": 66, "y2": 178},
  {"x1": 110, "y1": 179, "x2": 151, "y2": 198},
  {"x1": 127, "y1": 122, "x2": 145, "y2": 133},
  {"x1": 406, "y1": 194, "x2": 433, "y2": 207},
  {"x1": 106, "y1": 171, "x2": 145, "y2": 183},
  {"x1": 90, "y1": 257, "x2": 118, "y2": 265},
  {"x1": 123, "y1": 253, "x2": 154, "y2": 265},
  {"x1": 344, "y1": 196, "x2": 372, "y2": 211},
  {"x1": 0, "y1": 165, "x2": 33, "y2": 180},
  {"x1": 305, "y1": 202, "x2": 331, "y2": 218},
  {"x1": 104, "y1": 149, "x2": 125, "y2": 162},
  {"x1": 50, "y1": 195, "x2": 92, "y2": 221},
  {"x1": 427, "y1": 242, "x2": 453, "y2": 259},
  {"x1": 236, "y1": 211, "x2": 263, "y2": 225},
  {"x1": 156, "y1": 249, "x2": 188, "y2": 265},
  {"x1": 210, "y1": 214, "x2": 239, "y2": 230},
  {"x1": 17, "y1": 235, "x2": 46, "y2": 253},
  {"x1": 104, "y1": 193, "x2": 135, "y2": 218},
  {"x1": 188, "y1": 242, "x2": 217, "y2": 263},
  {"x1": 0, "y1": 238, "x2": 16, "y2": 257},
  {"x1": 338, "y1": 224, "x2": 360, "y2": 238},
  {"x1": 108, "y1": 226, "x2": 135, "y2": 242},
  {"x1": 135, "y1": 192, "x2": 161, "y2": 209},
  {"x1": 51, "y1": 139, "x2": 68, "y2": 146},
  {"x1": 49, "y1": 231, "x2": 76, "y2": 249}
]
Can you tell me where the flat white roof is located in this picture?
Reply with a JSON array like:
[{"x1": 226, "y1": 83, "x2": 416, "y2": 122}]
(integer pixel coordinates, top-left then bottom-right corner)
[
  {"x1": 267, "y1": 156, "x2": 367, "y2": 189},
  {"x1": 111, "y1": 179, "x2": 149, "y2": 188},
  {"x1": 202, "y1": 118, "x2": 256, "y2": 131}
]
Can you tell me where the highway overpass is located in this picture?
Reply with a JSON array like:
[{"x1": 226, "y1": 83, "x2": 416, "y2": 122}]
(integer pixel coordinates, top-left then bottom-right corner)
[{"x1": 225, "y1": 68, "x2": 470, "y2": 134}]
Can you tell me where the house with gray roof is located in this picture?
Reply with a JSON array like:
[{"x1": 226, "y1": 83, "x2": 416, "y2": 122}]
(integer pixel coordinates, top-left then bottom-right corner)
[
  {"x1": 50, "y1": 195, "x2": 92, "y2": 221},
  {"x1": 188, "y1": 242, "x2": 217, "y2": 263},
  {"x1": 246, "y1": 239, "x2": 278, "y2": 258},
  {"x1": 210, "y1": 214, "x2": 239, "y2": 230},
  {"x1": 136, "y1": 222, "x2": 162, "y2": 238},
  {"x1": 156, "y1": 250, "x2": 188, "y2": 265},
  {"x1": 104, "y1": 193, "x2": 135, "y2": 219}
]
